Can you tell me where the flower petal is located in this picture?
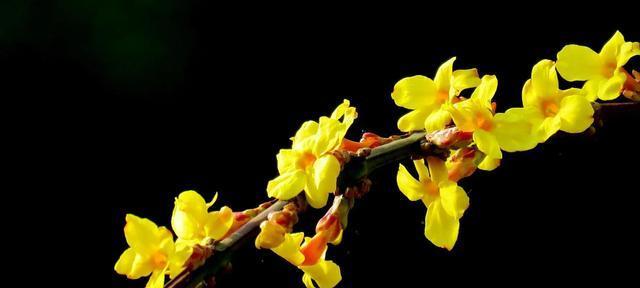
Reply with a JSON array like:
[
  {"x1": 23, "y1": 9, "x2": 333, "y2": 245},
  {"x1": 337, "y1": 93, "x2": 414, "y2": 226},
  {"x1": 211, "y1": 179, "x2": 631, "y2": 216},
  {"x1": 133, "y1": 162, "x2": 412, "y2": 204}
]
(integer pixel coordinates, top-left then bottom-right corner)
[
  {"x1": 599, "y1": 30, "x2": 624, "y2": 66},
  {"x1": 452, "y1": 68, "x2": 481, "y2": 94},
  {"x1": 473, "y1": 129, "x2": 502, "y2": 159},
  {"x1": 391, "y1": 75, "x2": 437, "y2": 109},
  {"x1": 146, "y1": 267, "x2": 167, "y2": 288},
  {"x1": 438, "y1": 181, "x2": 469, "y2": 219},
  {"x1": 597, "y1": 69, "x2": 627, "y2": 100},
  {"x1": 426, "y1": 156, "x2": 448, "y2": 185},
  {"x1": 477, "y1": 155, "x2": 500, "y2": 171},
  {"x1": 292, "y1": 121, "x2": 319, "y2": 151},
  {"x1": 556, "y1": 44, "x2": 603, "y2": 81},
  {"x1": 424, "y1": 107, "x2": 452, "y2": 133},
  {"x1": 558, "y1": 94, "x2": 594, "y2": 133},
  {"x1": 617, "y1": 41, "x2": 640, "y2": 67},
  {"x1": 312, "y1": 155, "x2": 341, "y2": 197},
  {"x1": 276, "y1": 149, "x2": 299, "y2": 174},
  {"x1": 205, "y1": 206, "x2": 234, "y2": 240},
  {"x1": 114, "y1": 248, "x2": 154, "y2": 279},
  {"x1": 470, "y1": 75, "x2": 497, "y2": 109},
  {"x1": 396, "y1": 164, "x2": 425, "y2": 201},
  {"x1": 413, "y1": 159, "x2": 430, "y2": 182},
  {"x1": 124, "y1": 214, "x2": 163, "y2": 256},
  {"x1": 492, "y1": 108, "x2": 538, "y2": 152},
  {"x1": 531, "y1": 59, "x2": 559, "y2": 99},
  {"x1": 300, "y1": 260, "x2": 342, "y2": 288},
  {"x1": 425, "y1": 200, "x2": 460, "y2": 250},
  {"x1": 267, "y1": 169, "x2": 306, "y2": 200},
  {"x1": 272, "y1": 232, "x2": 306, "y2": 266},
  {"x1": 397, "y1": 108, "x2": 431, "y2": 132},
  {"x1": 434, "y1": 57, "x2": 455, "y2": 94},
  {"x1": 171, "y1": 191, "x2": 208, "y2": 240}
]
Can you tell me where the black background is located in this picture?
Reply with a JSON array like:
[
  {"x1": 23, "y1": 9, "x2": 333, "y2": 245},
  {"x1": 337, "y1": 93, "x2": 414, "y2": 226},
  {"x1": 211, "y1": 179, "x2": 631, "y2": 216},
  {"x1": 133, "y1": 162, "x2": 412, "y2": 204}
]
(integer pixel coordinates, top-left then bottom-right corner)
[{"x1": 3, "y1": 2, "x2": 639, "y2": 287}]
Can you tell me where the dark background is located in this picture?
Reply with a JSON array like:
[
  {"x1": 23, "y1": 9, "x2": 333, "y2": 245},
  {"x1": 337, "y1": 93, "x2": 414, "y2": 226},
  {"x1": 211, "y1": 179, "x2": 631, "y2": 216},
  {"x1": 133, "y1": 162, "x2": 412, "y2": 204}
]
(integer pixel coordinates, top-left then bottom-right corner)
[{"x1": 3, "y1": 2, "x2": 639, "y2": 287}]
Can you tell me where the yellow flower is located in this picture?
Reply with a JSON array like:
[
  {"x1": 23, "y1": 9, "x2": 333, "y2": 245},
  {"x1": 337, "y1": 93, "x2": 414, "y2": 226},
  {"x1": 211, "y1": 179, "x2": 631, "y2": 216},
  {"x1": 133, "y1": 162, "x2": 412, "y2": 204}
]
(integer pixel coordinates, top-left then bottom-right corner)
[
  {"x1": 445, "y1": 75, "x2": 537, "y2": 170},
  {"x1": 270, "y1": 232, "x2": 342, "y2": 288},
  {"x1": 114, "y1": 214, "x2": 191, "y2": 288},
  {"x1": 267, "y1": 100, "x2": 356, "y2": 208},
  {"x1": 518, "y1": 59, "x2": 594, "y2": 142},
  {"x1": 396, "y1": 157, "x2": 469, "y2": 250},
  {"x1": 392, "y1": 57, "x2": 481, "y2": 132},
  {"x1": 171, "y1": 190, "x2": 234, "y2": 246},
  {"x1": 556, "y1": 30, "x2": 640, "y2": 101}
]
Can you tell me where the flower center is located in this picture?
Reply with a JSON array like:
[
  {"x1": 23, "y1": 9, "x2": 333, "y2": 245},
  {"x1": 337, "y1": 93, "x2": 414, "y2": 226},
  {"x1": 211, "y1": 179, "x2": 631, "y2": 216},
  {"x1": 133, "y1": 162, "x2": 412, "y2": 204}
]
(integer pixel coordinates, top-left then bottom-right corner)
[
  {"x1": 602, "y1": 62, "x2": 617, "y2": 77},
  {"x1": 425, "y1": 181, "x2": 439, "y2": 197},
  {"x1": 436, "y1": 90, "x2": 449, "y2": 104},
  {"x1": 541, "y1": 100, "x2": 559, "y2": 117},
  {"x1": 476, "y1": 112, "x2": 493, "y2": 131},
  {"x1": 297, "y1": 152, "x2": 317, "y2": 170},
  {"x1": 151, "y1": 252, "x2": 167, "y2": 269}
]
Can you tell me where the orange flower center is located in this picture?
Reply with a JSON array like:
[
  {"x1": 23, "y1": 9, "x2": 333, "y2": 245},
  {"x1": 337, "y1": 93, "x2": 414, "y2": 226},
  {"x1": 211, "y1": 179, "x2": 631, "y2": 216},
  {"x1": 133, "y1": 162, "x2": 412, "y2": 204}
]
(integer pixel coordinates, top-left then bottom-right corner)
[
  {"x1": 541, "y1": 100, "x2": 559, "y2": 117},
  {"x1": 436, "y1": 90, "x2": 449, "y2": 104},
  {"x1": 151, "y1": 252, "x2": 167, "y2": 269},
  {"x1": 425, "y1": 181, "x2": 439, "y2": 197},
  {"x1": 602, "y1": 62, "x2": 617, "y2": 78},
  {"x1": 297, "y1": 152, "x2": 317, "y2": 170},
  {"x1": 475, "y1": 112, "x2": 493, "y2": 131}
]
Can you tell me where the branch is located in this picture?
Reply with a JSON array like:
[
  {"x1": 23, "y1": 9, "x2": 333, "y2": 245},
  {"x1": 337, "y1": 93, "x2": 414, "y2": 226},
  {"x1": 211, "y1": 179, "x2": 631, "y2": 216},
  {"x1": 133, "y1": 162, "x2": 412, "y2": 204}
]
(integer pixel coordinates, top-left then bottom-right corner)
[
  {"x1": 165, "y1": 131, "x2": 437, "y2": 287},
  {"x1": 164, "y1": 100, "x2": 637, "y2": 288}
]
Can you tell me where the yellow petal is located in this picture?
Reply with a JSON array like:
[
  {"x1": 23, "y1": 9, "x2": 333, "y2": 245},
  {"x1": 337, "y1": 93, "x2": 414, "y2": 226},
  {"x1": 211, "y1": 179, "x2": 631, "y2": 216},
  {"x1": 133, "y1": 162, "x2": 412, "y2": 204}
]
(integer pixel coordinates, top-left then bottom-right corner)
[
  {"x1": 169, "y1": 242, "x2": 192, "y2": 279},
  {"x1": 171, "y1": 191, "x2": 208, "y2": 240},
  {"x1": 558, "y1": 94, "x2": 594, "y2": 133},
  {"x1": 426, "y1": 156, "x2": 448, "y2": 185},
  {"x1": 312, "y1": 117, "x2": 344, "y2": 156},
  {"x1": 425, "y1": 200, "x2": 460, "y2": 250},
  {"x1": 597, "y1": 69, "x2": 626, "y2": 100},
  {"x1": 205, "y1": 206, "x2": 234, "y2": 240},
  {"x1": 299, "y1": 260, "x2": 342, "y2": 288},
  {"x1": 276, "y1": 149, "x2": 299, "y2": 174},
  {"x1": 534, "y1": 115, "x2": 562, "y2": 142},
  {"x1": 397, "y1": 108, "x2": 431, "y2": 132},
  {"x1": 124, "y1": 214, "x2": 164, "y2": 256},
  {"x1": 438, "y1": 181, "x2": 469, "y2": 219},
  {"x1": 521, "y1": 79, "x2": 538, "y2": 108},
  {"x1": 617, "y1": 41, "x2": 640, "y2": 67},
  {"x1": 477, "y1": 155, "x2": 500, "y2": 171},
  {"x1": 531, "y1": 59, "x2": 559, "y2": 98},
  {"x1": 556, "y1": 44, "x2": 603, "y2": 81},
  {"x1": 396, "y1": 164, "x2": 425, "y2": 201},
  {"x1": 292, "y1": 120, "x2": 319, "y2": 151},
  {"x1": 434, "y1": 57, "x2": 455, "y2": 94},
  {"x1": 599, "y1": 30, "x2": 625, "y2": 66},
  {"x1": 267, "y1": 169, "x2": 306, "y2": 200},
  {"x1": 413, "y1": 159, "x2": 430, "y2": 182},
  {"x1": 581, "y1": 79, "x2": 602, "y2": 102},
  {"x1": 452, "y1": 68, "x2": 481, "y2": 94},
  {"x1": 424, "y1": 107, "x2": 452, "y2": 133},
  {"x1": 473, "y1": 129, "x2": 501, "y2": 159},
  {"x1": 470, "y1": 75, "x2": 497, "y2": 110},
  {"x1": 146, "y1": 267, "x2": 167, "y2": 288},
  {"x1": 492, "y1": 108, "x2": 538, "y2": 152},
  {"x1": 391, "y1": 75, "x2": 437, "y2": 109},
  {"x1": 311, "y1": 155, "x2": 341, "y2": 204},
  {"x1": 272, "y1": 232, "x2": 306, "y2": 266},
  {"x1": 115, "y1": 248, "x2": 154, "y2": 279}
]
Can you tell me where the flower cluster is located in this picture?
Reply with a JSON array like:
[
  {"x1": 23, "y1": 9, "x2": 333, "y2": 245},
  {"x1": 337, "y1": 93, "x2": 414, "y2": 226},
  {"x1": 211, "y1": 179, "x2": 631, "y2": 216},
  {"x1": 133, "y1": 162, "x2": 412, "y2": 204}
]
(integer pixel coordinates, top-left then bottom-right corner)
[
  {"x1": 392, "y1": 30, "x2": 639, "y2": 250},
  {"x1": 114, "y1": 190, "x2": 238, "y2": 288},
  {"x1": 115, "y1": 30, "x2": 638, "y2": 288}
]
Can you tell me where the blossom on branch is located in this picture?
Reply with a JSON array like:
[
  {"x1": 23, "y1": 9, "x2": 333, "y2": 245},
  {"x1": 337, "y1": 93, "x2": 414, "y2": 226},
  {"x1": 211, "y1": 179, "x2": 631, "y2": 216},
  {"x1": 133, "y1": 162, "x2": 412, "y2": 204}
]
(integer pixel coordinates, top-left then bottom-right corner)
[
  {"x1": 557, "y1": 30, "x2": 640, "y2": 101},
  {"x1": 267, "y1": 100, "x2": 357, "y2": 208}
]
